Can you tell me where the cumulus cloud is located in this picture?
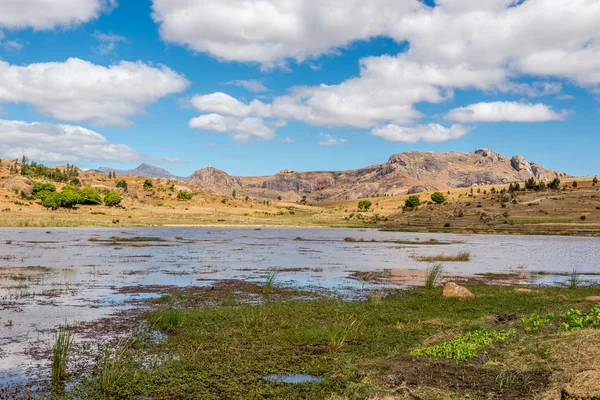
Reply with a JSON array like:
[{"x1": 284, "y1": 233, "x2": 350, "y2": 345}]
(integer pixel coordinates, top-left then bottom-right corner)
[
  {"x1": 189, "y1": 113, "x2": 275, "y2": 142},
  {"x1": 0, "y1": 58, "x2": 189, "y2": 126},
  {"x1": 0, "y1": 0, "x2": 115, "y2": 30},
  {"x1": 226, "y1": 80, "x2": 268, "y2": 93},
  {"x1": 0, "y1": 119, "x2": 179, "y2": 164},
  {"x1": 446, "y1": 102, "x2": 568, "y2": 123},
  {"x1": 371, "y1": 124, "x2": 473, "y2": 143},
  {"x1": 279, "y1": 137, "x2": 295, "y2": 144},
  {"x1": 317, "y1": 133, "x2": 348, "y2": 147}
]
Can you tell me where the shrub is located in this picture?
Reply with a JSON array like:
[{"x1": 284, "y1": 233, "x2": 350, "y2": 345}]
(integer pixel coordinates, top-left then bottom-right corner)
[
  {"x1": 79, "y1": 188, "x2": 102, "y2": 205},
  {"x1": 104, "y1": 192, "x2": 122, "y2": 206},
  {"x1": 358, "y1": 199, "x2": 372, "y2": 210},
  {"x1": 143, "y1": 179, "x2": 153, "y2": 190},
  {"x1": 405, "y1": 195, "x2": 420, "y2": 209},
  {"x1": 115, "y1": 180, "x2": 128, "y2": 191},
  {"x1": 69, "y1": 177, "x2": 81, "y2": 186},
  {"x1": 177, "y1": 191, "x2": 193, "y2": 200},
  {"x1": 42, "y1": 192, "x2": 63, "y2": 210},
  {"x1": 33, "y1": 183, "x2": 56, "y2": 200},
  {"x1": 548, "y1": 177, "x2": 561, "y2": 190},
  {"x1": 60, "y1": 189, "x2": 79, "y2": 208},
  {"x1": 580, "y1": 215, "x2": 587, "y2": 221},
  {"x1": 573, "y1": 180, "x2": 578, "y2": 188},
  {"x1": 593, "y1": 176, "x2": 598, "y2": 186},
  {"x1": 431, "y1": 192, "x2": 446, "y2": 204}
]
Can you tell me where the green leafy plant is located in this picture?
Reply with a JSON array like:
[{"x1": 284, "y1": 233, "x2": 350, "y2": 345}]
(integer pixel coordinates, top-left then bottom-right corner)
[
  {"x1": 262, "y1": 267, "x2": 280, "y2": 295},
  {"x1": 560, "y1": 305, "x2": 600, "y2": 331},
  {"x1": 357, "y1": 200, "x2": 372, "y2": 211},
  {"x1": 177, "y1": 191, "x2": 193, "y2": 200},
  {"x1": 404, "y1": 195, "x2": 421, "y2": 209},
  {"x1": 411, "y1": 328, "x2": 515, "y2": 361},
  {"x1": 326, "y1": 316, "x2": 360, "y2": 353},
  {"x1": 115, "y1": 180, "x2": 128, "y2": 192},
  {"x1": 518, "y1": 313, "x2": 556, "y2": 334},
  {"x1": 431, "y1": 192, "x2": 446, "y2": 204},
  {"x1": 143, "y1": 179, "x2": 153, "y2": 190},
  {"x1": 104, "y1": 191, "x2": 122, "y2": 207}
]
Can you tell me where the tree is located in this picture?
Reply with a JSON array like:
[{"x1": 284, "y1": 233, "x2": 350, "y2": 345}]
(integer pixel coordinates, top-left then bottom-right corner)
[
  {"x1": 405, "y1": 195, "x2": 420, "y2": 209},
  {"x1": 431, "y1": 192, "x2": 446, "y2": 204},
  {"x1": 572, "y1": 181, "x2": 578, "y2": 188},
  {"x1": 593, "y1": 176, "x2": 598, "y2": 186},
  {"x1": 42, "y1": 192, "x2": 62, "y2": 210},
  {"x1": 104, "y1": 191, "x2": 122, "y2": 206},
  {"x1": 70, "y1": 177, "x2": 81, "y2": 186},
  {"x1": 537, "y1": 181, "x2": 546, "y2": 191},
  {"x1": 508, "y1": 183, "x2": 515, "y2": 192},
  {"x1": 143, "y1": 179, "x2": 153, "y2": 190},
  {"x1": 232, "y1": 189, "x2": 237, "y2": 198},
  {"x1": 514, "y1": 183, "x2": 521, "y2": 192},
  {"x1": 277, "y1": 196, "x2": 282, "y2": 201},
  {"x1": 548, "y1": 177, "x2": 561, "y2": 190},
  {"x1": 60, "y1": 190, "x2": 80, "y2": 208},
  {"x1": 525, "y1": 177, "x2": 536, "y2": 190},
  {"x1": 79, "y1": 188, "x2": 102, "y2": 205},
  {"x1": 177, "y1": 191, "x2": 193, "y2": 200},
  {"x1": 358, "y1": 200, "x2": 372, "y2": 210},
  {"x1": 116, "y1": 180, "x2": 128, "y2": 192},
  {"x1": 33, "y1": 183, "x2": 56, "y2": 201}
]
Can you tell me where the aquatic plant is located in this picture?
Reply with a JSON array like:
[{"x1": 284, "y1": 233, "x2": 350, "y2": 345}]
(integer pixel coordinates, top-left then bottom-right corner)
[
  {"x1": 567, "y1": 268, "x2": 581, "y2": 289},
  {"x1": 415, "y1": 251, "x2": 471, "y2": 262},
  {"x1": 242, "y1": 307, "x2": 267, "y2": 329},
  {"x1": 158, "y1": 309, "x2": 185, "y2": 332},
  {"x1": 51, "y1": 326, "x2": 74, "y2": 381},
  {"x1": 262, "y1": 267, "x2": 280, "y2": 296},
  {"x1": 425, "y1": 262, "x2": 444, "y2": 290},
  {"x1": 100, "y1": 343, "x2": 128, "y2": 393},
  {"x1": 326, "y1": 316, "x2": 360, "y2": 353}
]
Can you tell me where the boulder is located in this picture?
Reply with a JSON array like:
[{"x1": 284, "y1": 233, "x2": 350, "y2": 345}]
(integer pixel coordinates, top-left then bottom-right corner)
[
  {"x1": 443, "y1": 282, "x2": 475, "y2": 299},
  {"x1": 585, "y1": 296, "x2": 600, "y2": 302},
  {"x1": 173, "y1": 185, "x2": 192, "y2": 193},
  {"x1": 91, "y1": 185, "x2": 111, "y2": 191},
  {"x1": 2, "y1": 176, "x2": 34, "y2": 195}
]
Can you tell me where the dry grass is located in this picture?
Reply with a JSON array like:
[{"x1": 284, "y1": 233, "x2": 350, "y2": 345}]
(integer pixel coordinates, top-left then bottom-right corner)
[{"x1": 414, "y1": 252, "x2": 471, "y2": 262}]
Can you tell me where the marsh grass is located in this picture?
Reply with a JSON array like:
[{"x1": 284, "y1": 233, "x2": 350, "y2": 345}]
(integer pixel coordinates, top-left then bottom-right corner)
[
  {"x1": 425, "y1": 262, "x2": 444, "y2": 289},
  {"x1": 242, "y1": 307, "x2": 267, "y2": 329},
  {"x1": 326, "y1": 316, "x2": 360, "y2": 353},
  {"x1": 568, "y1": 268, "x2": 581, "y2": 289},
  {"x1": 368, "y1": 289, "x2": 384, "y2": 304},
  {"x1": 100, "y1": 342, "x2": 130, "y2": 393},
  {"x1": 157, "y1": 309, "x2": 185, "y2": 332},
  {"x1": 415, "y1": 251, "x2": 471, "y2": 262},
  {"x1": 262, "y1": 267, "x2": 280, "y2": 295},
  {"x1": 51, "y1": 326, "x2": 74, "y2": 381}
]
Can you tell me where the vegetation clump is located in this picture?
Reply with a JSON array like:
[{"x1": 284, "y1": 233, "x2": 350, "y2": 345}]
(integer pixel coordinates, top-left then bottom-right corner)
[
  {"x1": 115, "y1": 180, "x2": 128, "y2": 192},
  {"x1": 425, "y1": 262, "x2": 444, "y2": 289},
  {"x1": 431, "y1": 192, "x2": 446, "y2": 204},
  {"x1": 104, "y1": 192, "x2": 122, "y2": 207},
  {"x1": 177, "y1": 191, "x2": 193, "y2": 200},
  {"x1": 404, "y1": 195, "x2": 420, "y2": 209},
  {"x1": 415, "y1": 251, "x2": 471, "y2": 262},
  {"x1": 143, "y1": 179, "x2": 153, "y2": 190},
  {"x1": 411, "y1": 328, "x2": 515, "y2": 361},
  {"x1": 357, "y1": 199, "x2": 372, "y2": 211},
  {"x1": 51, "y1": 326, "x2": 74, "y2": 381}
]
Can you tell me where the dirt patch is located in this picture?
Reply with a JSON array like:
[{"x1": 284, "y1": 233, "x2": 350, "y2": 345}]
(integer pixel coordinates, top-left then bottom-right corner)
[{"x1": 382, "y1": 357, "x2": 550, "y2": 399}]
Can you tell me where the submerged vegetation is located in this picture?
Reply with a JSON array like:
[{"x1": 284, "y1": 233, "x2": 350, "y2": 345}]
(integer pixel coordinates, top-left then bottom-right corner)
[
  {"x1": 414, "y1": 251, "x2": 471, "y2": 262},
  {"x1": 51, "y1": 326, "x2": 73, "y2": 382},
  {"x1": 424, "y1": 262, "x2": 444, "y2": 289}
]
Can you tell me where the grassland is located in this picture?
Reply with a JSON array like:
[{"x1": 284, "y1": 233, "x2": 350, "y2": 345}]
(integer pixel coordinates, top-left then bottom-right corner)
[
  {"x1": 36, "y1": 283, "x2": 600, "y2": 400},
  {"x1": 1, "y1": 160, "x2": 599, "y2": 236}
]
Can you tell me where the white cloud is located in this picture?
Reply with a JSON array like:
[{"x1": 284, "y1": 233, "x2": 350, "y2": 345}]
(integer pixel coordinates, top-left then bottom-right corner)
[
  {"x1": 556, "y1": 94, "x2": 575, "y2": 101},
  {"x1": 0, "y1": 0, "x2": 114, "y2": 30},
  {"x1": 226, "y1": 80, "x2": 268, "y2": 93},
  {"x1": 189, "y1": 113, "x2": 275, "y2": 143},
  {"x1": 317, "y1": 133, "x2": 348, "y2": 147},
  {"x1": 0, "y1": 119, "x2": 176, "y2": 164},
  {"x1": 279, "y1": 137, "x2": 295, "y2": 144},
  {"x1": 371, "y1": 124, "x2": 473, "y2": 143},
  {"x1": 0, "y1": 58, "x2": 189, "y2": 126},
  {"x1": 93, "y1": 31, "x2": 128, "y2": 55},
  {"x1": 446, "y1": 101, "x2": 568, "y2": 123}
]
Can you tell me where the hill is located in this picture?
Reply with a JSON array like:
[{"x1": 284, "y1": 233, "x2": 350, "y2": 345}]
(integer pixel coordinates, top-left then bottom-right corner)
[{"x1": 93, "y1": 163, "x2": 186, "y2": 180}]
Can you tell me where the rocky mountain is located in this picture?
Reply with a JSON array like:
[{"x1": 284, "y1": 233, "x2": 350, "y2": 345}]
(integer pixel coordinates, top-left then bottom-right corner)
[
  {"x1": 187, "y1": 149, "x2": 569, "y2": 201},
  {"x1": 92, "y1": 163, "x2": 186, "y2": 180}
]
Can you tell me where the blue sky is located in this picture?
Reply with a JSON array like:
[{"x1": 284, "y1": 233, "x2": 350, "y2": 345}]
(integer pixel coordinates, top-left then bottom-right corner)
[{"x1": 0, "y1": 0, "x2": 598, "y2": 177}]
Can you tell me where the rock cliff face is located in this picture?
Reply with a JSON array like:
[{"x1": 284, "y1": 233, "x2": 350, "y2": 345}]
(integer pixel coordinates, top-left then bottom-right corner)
[{"x1": 186, "y1": 149, "x2": 569, "y2": 201}]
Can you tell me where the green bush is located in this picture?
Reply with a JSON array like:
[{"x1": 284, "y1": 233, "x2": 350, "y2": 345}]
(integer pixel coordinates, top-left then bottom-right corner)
[
  {"x1": 430, "y1": 192, "x2": 446, "y2": 204},
  {"x1": 60, "y1": 190, "x2": 79, "y2": 208},
  {"x1": 357, "y1": 200, "x2": 372, "y2": 210},
  {"x1": 33, "y1": 183, "x2": 56, "y2": 200},
  {"x1": 104, "y1": 192, "x2": 122, "y2": 207},
  {"x1": 143, "y1": 179, "x2": 153, "y2": 190},
  {"x1": 42, "y1": 192, "x2": 63, "y2": 210},
  {"x1": 69, "y1": 177, "x2": 81, "y2": 186},
  {"x1": 404, "y1": 195, "x2": 420, "y2": 209},
  {"x1": 177, "y1": 191, "x2": 193, "y2": 201},
  {"x1": 115, "y1": 180, "x2": 128, "y2": 192},
  {"x1": 79, "y1": 188, "x2": 102, "y2": 205}
]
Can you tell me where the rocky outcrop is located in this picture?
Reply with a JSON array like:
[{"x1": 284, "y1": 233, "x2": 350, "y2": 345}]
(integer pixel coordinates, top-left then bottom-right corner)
[
  {"x1": 185, "y1": 149, "x2": 569, "y2": 201},
  {"x1": 3, "y1": 176, "x2": 34, "y2": 195},
  {"x1": 93, "y1": 163, "x2": 186, "y2": 180}
]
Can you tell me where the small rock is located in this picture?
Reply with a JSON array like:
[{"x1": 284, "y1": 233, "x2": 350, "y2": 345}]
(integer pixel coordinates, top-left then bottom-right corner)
[
  {"x1": 443, "y1": 282, "x2": 475, "y2": 299},
  {"x1": 557, "y1": 295, "x2": 568, "y2": 301},
  {"x1": 585, "y1": 296, "x2": 600, "y2": 302},
  {"x1": 514, "y1": 288, "x2": 541, "y2": 294}
]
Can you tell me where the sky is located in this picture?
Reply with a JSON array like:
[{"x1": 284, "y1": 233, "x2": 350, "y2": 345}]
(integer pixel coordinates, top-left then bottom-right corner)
[{"x1": 0, "y1": 0, "x2": 598, "y2": 177}]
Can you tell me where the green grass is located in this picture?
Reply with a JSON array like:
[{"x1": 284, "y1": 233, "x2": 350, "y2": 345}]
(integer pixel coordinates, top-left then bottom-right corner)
[
  {"x1": 425, "y1": 262, "x2": 444, "y2": 289},
  {"x1": 568, "y1": 268, "x2": 581, "y2": 289},
  {"x1": 506, "y1": 217, "x2": 572, "y2": 224},
  {"x1": 262, "y1": 267, "x2": 280, "y2": 296},
  {"x1": 51, "y1": 326, "x2": 73, "y2": 382},
  {"x1": 415, "y1": 251, "x2": 471, "y2": 262},
  {"x1": 65, "y1": 285, "x2": 600, "y2": 399}
]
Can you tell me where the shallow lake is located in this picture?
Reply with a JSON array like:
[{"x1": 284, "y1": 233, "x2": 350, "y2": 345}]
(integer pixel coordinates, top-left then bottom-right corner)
[{"x1": 1, "y1": 227, "x2": 599, "y2": 382}]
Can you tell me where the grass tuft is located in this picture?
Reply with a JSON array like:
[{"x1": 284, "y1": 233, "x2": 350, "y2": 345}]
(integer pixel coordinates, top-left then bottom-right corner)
[
  {"x1": 568, "y1": 268, "x2": 581, "y2": 289},
  {"x1": 425, "y1": 262, "x2": 444, "y2": 289},
  {"x1": 262, "y1": 267, "x2": 280, "y2": 296},
  {"x1": 326, "y1": 316, "x2": 360, "y2": 353},
  {"x1": 51, "y1": 326, "x2": 74, "y2": 382}
]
